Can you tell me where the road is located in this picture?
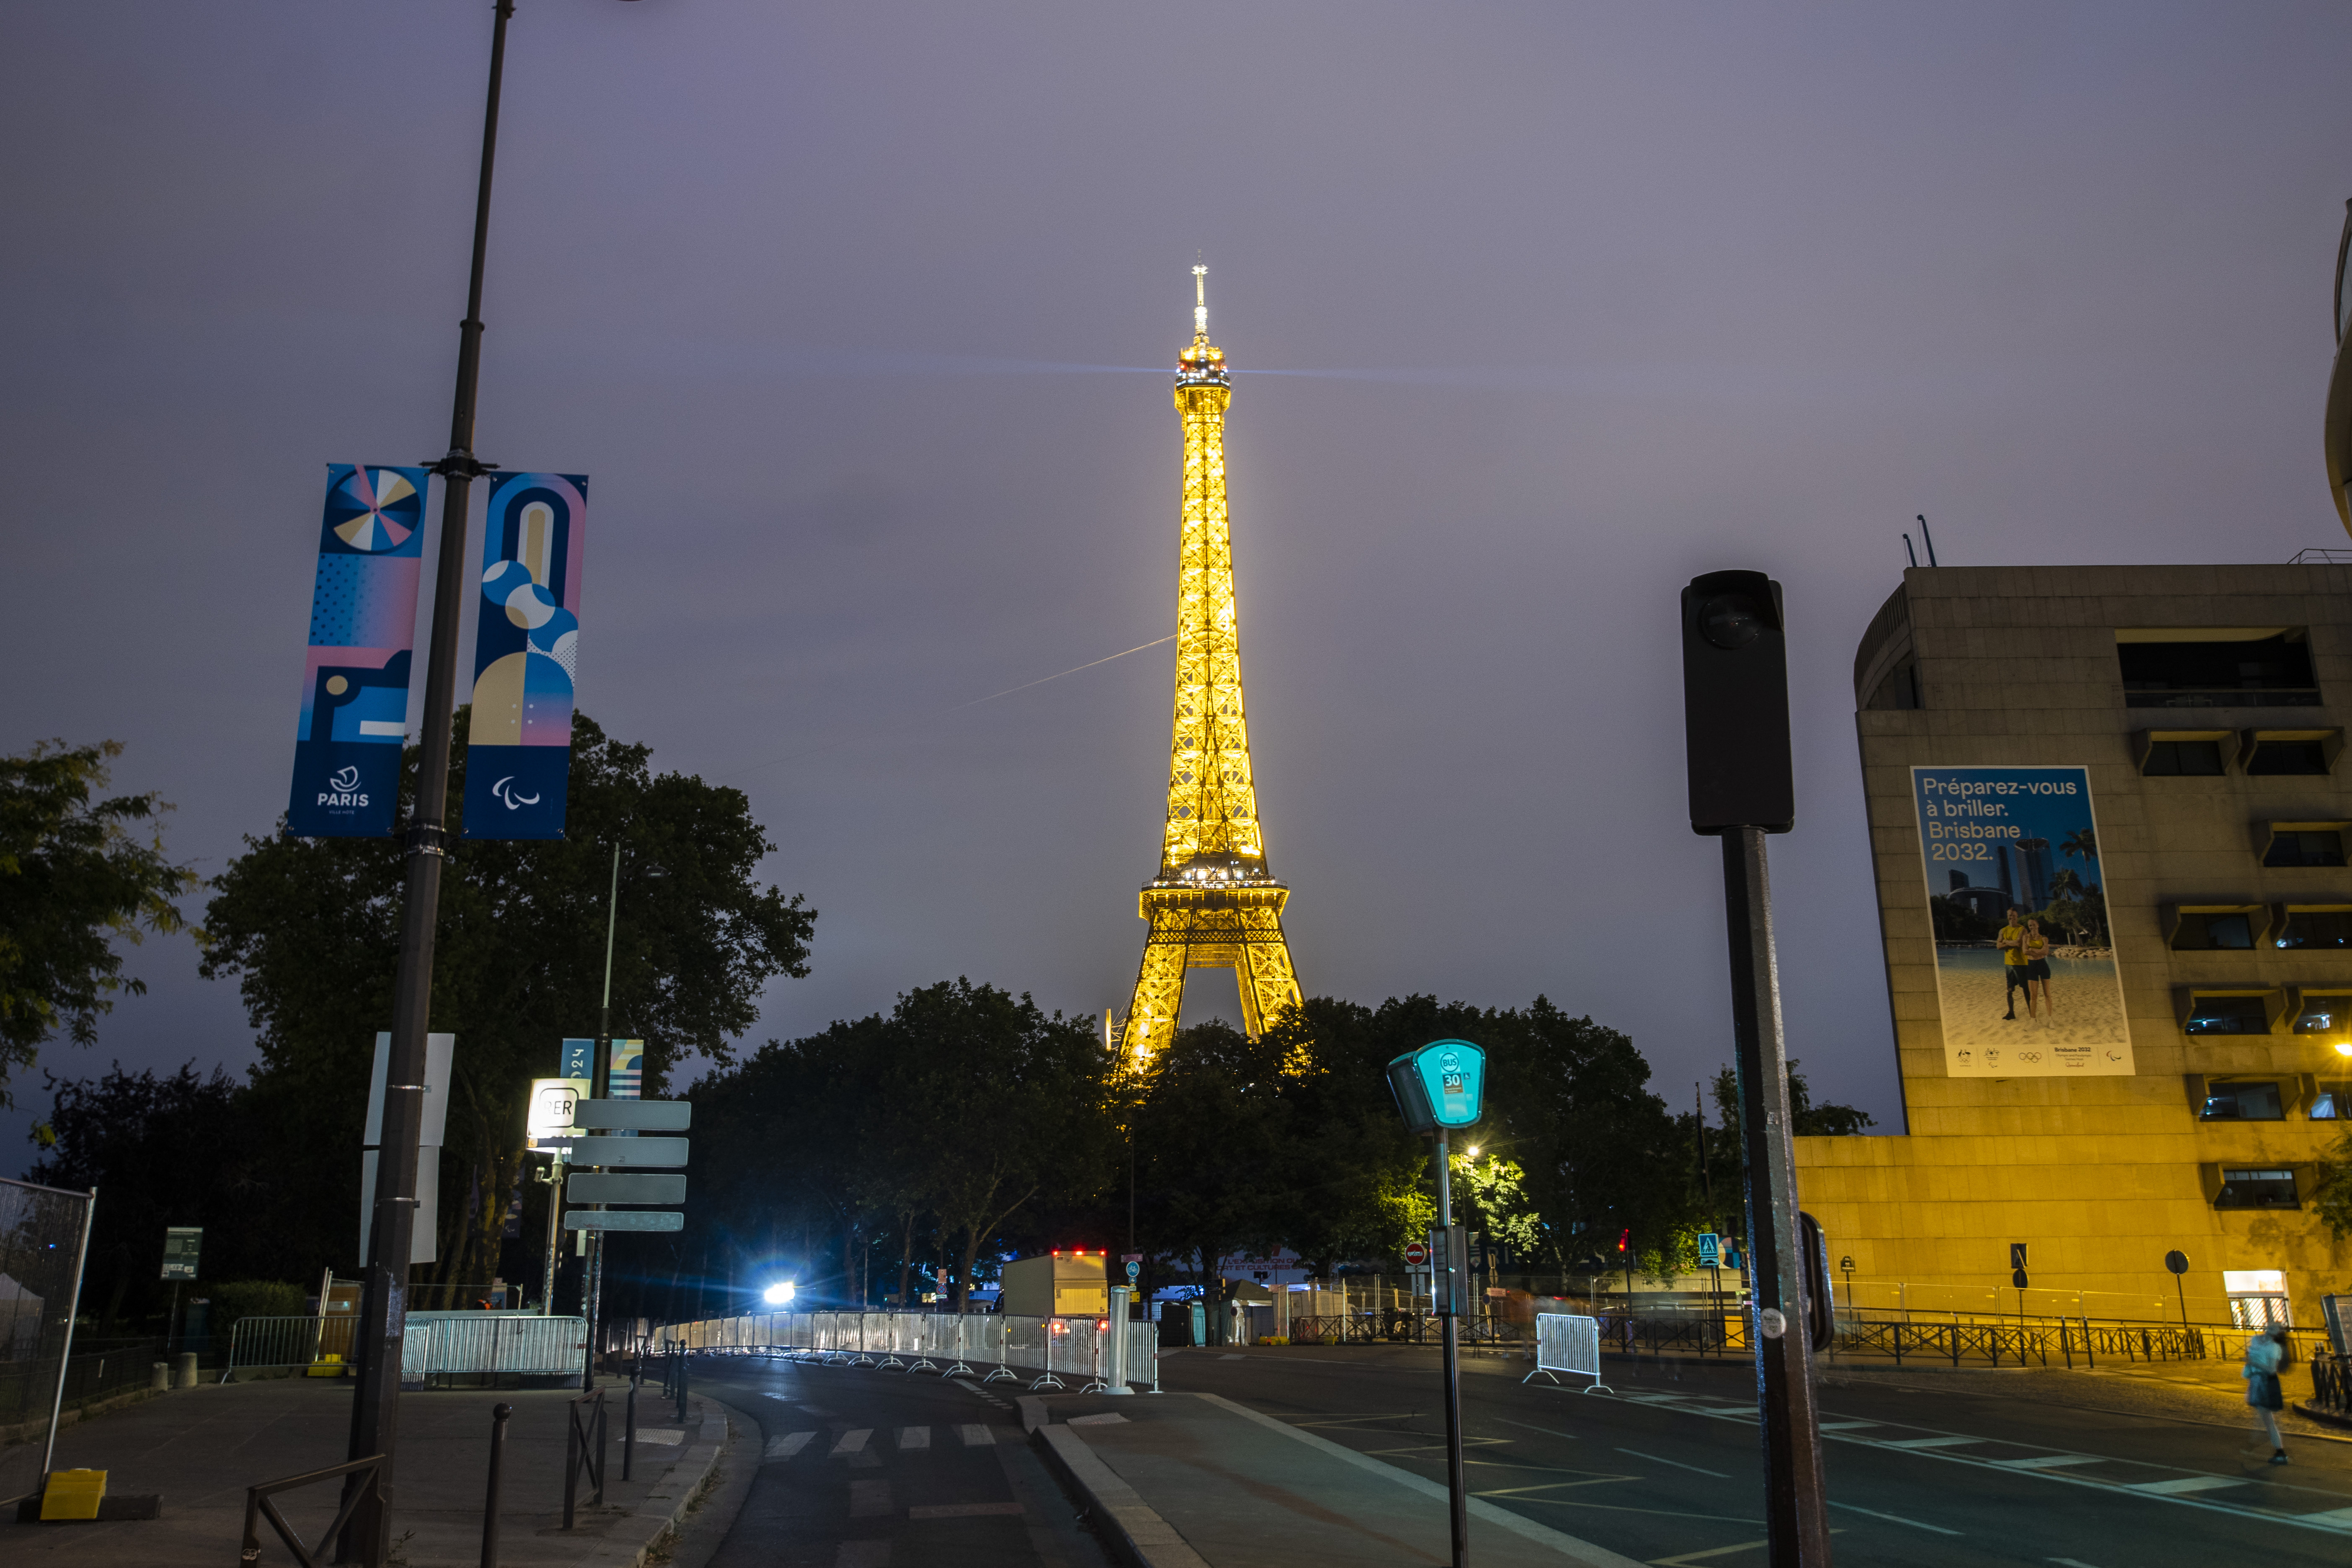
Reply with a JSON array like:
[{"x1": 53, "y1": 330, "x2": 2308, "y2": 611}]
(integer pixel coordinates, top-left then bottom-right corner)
[
  {"x1": 1155, "y1": 1345, "x2": 2352, "y2": 1567},
  {"x1": 685, "y1": 1356, "x2": 1111, "y2": 1568}
]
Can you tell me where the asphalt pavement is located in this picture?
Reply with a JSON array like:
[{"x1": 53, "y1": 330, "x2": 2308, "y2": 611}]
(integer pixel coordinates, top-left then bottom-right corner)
[
  {"x1": 681, "y1": 1357, "x2": 1112, "y2": 1568},
  {"x1": 1152, "y1": 1345, "x2": 2352, "y2": 1567}
]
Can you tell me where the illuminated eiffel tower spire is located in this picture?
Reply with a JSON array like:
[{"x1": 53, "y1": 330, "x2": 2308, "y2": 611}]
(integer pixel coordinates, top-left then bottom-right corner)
[{"x1": 1117, "y1": 267, "x2": 1302, "y2": 1062}]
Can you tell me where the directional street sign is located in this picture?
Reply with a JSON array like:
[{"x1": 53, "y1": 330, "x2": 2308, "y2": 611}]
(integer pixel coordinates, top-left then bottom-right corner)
[
  {"x1": 566, "y1": 1135, "x2": 689, "y2": 1168},
  {"x1": 162, "y1": 1226, "x2": 202, "y2": 1281},
  {"x1": 1696, "y1": 1232, "x2": 1720, "y2": 1269},
  {"x1": 563, "y1": 1211, "x2": 684, "y2": 1233},
  {"x1": 1402, "y1": 1241, "x2": 1429, "y2": 1266},
  {"x1": 570, "y1": 1098, "x2": 691, "y2": 1132},
  {"x1": 566, "y1": 1172, "x2": 686, "y2": 1205}
]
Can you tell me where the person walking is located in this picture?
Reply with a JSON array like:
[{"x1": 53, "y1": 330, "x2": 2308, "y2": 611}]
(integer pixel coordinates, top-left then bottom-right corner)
[{"x1": 2245, "y1": 1325, "x2": 2290, "y2": 1464}]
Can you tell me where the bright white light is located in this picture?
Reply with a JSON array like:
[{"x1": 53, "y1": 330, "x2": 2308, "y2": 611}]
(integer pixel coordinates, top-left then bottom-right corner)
[
  {"x1": 2336, "y1": 1041, "x2": 2352, "y2": 1058},
  {"x1": 763, "y1": 1281, "x2": 796, "y2": 1305},
  {"x1": 1466, "y1": 1146, "x2": 1481, "y2": 1158}
]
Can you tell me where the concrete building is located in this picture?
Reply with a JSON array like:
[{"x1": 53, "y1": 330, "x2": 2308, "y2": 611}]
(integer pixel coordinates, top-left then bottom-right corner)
[{"x1": 1794, "y1": 561, "x2": 2352, "y2": 1330}]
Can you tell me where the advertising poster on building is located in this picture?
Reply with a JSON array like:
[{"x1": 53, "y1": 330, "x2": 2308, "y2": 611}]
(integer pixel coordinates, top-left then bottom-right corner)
[
  {"x1": 463, "y1": 472, "x2": 587, "y2": 839},
  {"x1": 286, "y1": 465, "x2": 427, "y2": 836},
  {"x1": 1912, "y1": 766, "x2": 2133, "y2": 1076}
]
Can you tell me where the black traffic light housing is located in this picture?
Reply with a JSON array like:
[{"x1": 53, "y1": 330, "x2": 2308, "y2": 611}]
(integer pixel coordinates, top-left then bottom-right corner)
[{"x1": 1681, "y1": 569, "x2": 1795, "y2": 835}]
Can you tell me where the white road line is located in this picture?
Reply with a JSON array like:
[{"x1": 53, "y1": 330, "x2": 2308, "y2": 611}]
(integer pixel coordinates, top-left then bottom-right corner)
[
  {"x1": 1828, "y1": 1500, "x2": 1961, "y2": 1536},
  {"x1": 1879, "y1": 1435, "x2": 1985, "y2": 1450},
  {"x1": 1997, "y1": 1455, "x2": 2103, "y2": 1470},
  {"x1": 849, "y1": 1479, "x2": 893, "y2": 1518},
  {"x1": 1815, "y1": 1420, "x2": 1879, "y2": 1431},
  {"x1": 1496, "y1": 1418, "x2": 1581, "y2": 1440},
  {"x1": 765, "y1": 1431, "x2": 816, "y2": 1460},
  {"x1": 2048, "y1": 1559, "x2": 2104, "y2": 1567},
  {"x1": 959, "y1": 1424, "x2": 995, "y2": 1446},
  {"x1": 1617, "y1": 1447, "x2": 1729, "y2": 1479},
  {"x1": 897, "y1": 1426, "x2": 930, "y2": 1450},
  {"x1": 829, "y1": 1429, "x2": 871, "y2": 1456},
  {"x1": 1649, "y1": 1539, "x2": 1771, "y2": 1566},
  {"x1": 1620, "y1": 1392, "x2": 1695, "y2": 1404},
  {"x1": 2127, "y1": 1476, "x2": 2242, "y2": 1495}
]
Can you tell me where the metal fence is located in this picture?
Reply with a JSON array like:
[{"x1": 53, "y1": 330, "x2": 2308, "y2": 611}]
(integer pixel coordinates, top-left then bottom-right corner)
[
  {"x1": 0, "y1": 1176, "x2": 95, "y2": 1507},
  {"x1": 2311, "y1": 1351, "x2": 2348, "y2": 1416},
  {"x1": 654, "y1": 1309, "x2": 1158, "y2": 1392},
  {"x1": 225, "y1": 1314, "x2": 359, "y2": 1373},
  {"x1": 400, "y1": 1315, "x2": 587, "y2": 1386},
  {"x1": 1526, "y1": 1313, "x2": 1612, "y2": 1392}
]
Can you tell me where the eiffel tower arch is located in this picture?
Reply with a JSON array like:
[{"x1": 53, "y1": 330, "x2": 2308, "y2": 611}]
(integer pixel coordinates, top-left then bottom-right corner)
[{"x1": 1117, "y1": 268, "x2": 1302, "y2": 1062}]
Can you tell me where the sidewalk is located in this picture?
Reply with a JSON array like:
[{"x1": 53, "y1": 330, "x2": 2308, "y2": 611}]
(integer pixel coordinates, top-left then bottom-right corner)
[
  {"x1": 1026, "y1": 1389, "x2": 1643, "y2": 1568},
  {"x1": 0, "y1": 1375, "x2": 742, "y2": 1566}
]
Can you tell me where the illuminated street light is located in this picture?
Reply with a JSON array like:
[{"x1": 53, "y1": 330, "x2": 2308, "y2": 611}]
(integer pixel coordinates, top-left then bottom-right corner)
[{"x1": 763, "y1": 1281, "x2": 796, "y2": 1306}]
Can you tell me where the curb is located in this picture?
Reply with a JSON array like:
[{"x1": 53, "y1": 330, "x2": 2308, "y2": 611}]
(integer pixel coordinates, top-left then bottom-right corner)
[
  {"x1": 2295, "y1": 1400, "x2": 2352, "y2": 1432},
  {"x1": 1030, "y1": 1422, "x2": 1210, "y2": 1568},
  {"x1": 576, "y1": 1395, "x2": 741, "y2": 1568}
]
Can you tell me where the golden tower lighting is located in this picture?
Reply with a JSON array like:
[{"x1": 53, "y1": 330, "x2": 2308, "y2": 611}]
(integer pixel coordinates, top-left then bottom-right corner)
[{"x1": 1117, "y1": 266, "x2": 1304, "y2": 1061}]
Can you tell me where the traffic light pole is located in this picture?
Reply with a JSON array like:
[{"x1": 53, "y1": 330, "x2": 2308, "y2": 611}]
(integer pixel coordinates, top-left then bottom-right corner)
[
  {"x1": 1720, "y1": 825, "x2": 1832, "y2": 1567},
  {"x1": 342, "y1": 5, "x2": 514, "y2": 1561},
  {"x1": 1432, "y1": 1132, "x2": 1468, "y2": 1568}
]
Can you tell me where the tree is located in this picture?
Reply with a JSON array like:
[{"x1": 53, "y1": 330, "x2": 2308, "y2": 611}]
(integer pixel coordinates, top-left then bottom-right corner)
[
  {"x1": 198, "y1": 712, "x2": 814, "y2": 1301},
  {"x1": 1711, "y1": 1061, "x2": 1876, "y2": 1139},
  {"x1": 0, "y1": 741, "x2": 197, "y2": 1106},
  {"x1": 25, "y1": 1062, "x2": 260, "y2": 1327},
  {"x1": 2314, "y1": 1128, "x2": 2352, "y2": 1243}
]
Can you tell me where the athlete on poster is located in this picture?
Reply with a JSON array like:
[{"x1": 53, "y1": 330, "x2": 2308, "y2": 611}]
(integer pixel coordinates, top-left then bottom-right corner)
[{"x1": 1912, "y1": 765, "x2": 2133, "y2": 1076}]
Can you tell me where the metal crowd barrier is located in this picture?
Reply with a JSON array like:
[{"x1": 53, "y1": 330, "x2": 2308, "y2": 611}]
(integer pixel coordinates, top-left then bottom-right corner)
[
  {"x1": 653, "y1": 1309, "x2": 1159, "y2": 1392},
  {"x1": 224, "y1": 1315, "x2": 359, "y2": 1375},
  {"x1": 400, "y1": 1315, "x2": 587, "y2": 1384},
  {"x1": 1525, "y1": 1313, "x2": 1612, "y2": 1392}
]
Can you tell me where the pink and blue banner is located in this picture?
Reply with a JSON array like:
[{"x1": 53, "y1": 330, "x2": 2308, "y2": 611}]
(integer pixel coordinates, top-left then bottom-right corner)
[
  {"x1": 463, "y1": 472, "x2": 587, "y2": 839},
  {"x1": 286, "y1": 466, "x2": 427, "y2": 836}
]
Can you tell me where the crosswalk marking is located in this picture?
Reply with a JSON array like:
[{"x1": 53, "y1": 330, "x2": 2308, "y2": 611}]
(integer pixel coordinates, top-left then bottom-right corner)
[
  {"x1": 1996, "y1": 1455, "x2": 2102, "y2": 1470},
  {"x1": 830, "y1": 1429, "x2": 871, "y2": 1456},
  {"x1": 898, "y1": 1426, "x2": 930, "y2": 1450},
  {"x1": 1815, "y1": 1420, "x2": 1879, "y2": 1430},
  {"x1": 2289, "y1": 1507, "x2": 2352, "y2": 1528},
  {"x1": 765, "y1": 1430, "x2": 816, "y2": 1460},
  {"x1": 960, "y1": 1424, "x2": 995, "y2": 1446},
  {"x1": 1880, "y1": 1436, "x2": 1984, "y2": 1450},
  {"x1": 910, "y1": 1502, "x2": 1024, "y2": 1519},
  {"x1": 2126, "y1": 1476, "x2": 2241, "y2": 1495}
]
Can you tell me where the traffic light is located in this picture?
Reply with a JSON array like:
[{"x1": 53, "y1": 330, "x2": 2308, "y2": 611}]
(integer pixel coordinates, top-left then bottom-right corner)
[
  {"x1": 1681, "y1": 570, "x2": 1794, "y2": 834},
  {"x1": 1616, "y1": 1229, "x2": 1629, "y2": 1255}
]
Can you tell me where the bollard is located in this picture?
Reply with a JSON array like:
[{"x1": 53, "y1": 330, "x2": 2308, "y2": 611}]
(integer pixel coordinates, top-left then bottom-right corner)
[
  {"x1": 151, "y1": 1361, "x2": 170, "y2": 1392},
  {"x1": 175, "y1": 1351, "x2": 199, "y2": 1389},
  {"x1": 480, "y1": 1403, "x2": 512, "y2": 1568},
  {"x1": 623, "y1": 1377, "x2": 638, "y2": 1480},
  {"x1": 675, "y1": 1353, "x2": 688, "y2": 1425}
]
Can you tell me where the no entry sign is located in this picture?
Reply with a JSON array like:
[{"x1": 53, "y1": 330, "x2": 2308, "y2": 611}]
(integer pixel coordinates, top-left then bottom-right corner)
[{"x1": 1403, "y1": 1241, "x2": 1429, "y2": 1266}]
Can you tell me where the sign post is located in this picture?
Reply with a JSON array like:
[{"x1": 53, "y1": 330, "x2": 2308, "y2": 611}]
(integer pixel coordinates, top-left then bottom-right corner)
[
  {"x1": 1387, "y1": 1038, "x2": 1486, "y2": 1568},
  {"x1": 2164, "y1": 1249, "x2": 2190, "y2": 1330},
  {"x1": 162, "y1": 1228, "x2": 202, "y2": 1355},
  {"x1": 1682, "y1": 570, "x2": 1830, "y2": 1567}
]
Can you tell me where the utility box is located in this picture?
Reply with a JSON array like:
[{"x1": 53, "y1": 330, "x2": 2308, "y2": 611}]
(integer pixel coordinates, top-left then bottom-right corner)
[{"x1": 999, "y1": 1251, "x2": 1108, "y2": 1319}]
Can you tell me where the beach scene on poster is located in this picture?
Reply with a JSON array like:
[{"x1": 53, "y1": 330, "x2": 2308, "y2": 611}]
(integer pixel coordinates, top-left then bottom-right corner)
[{"x1": 1912, "y1": 765, "x2": 2134, "y2": 1076}]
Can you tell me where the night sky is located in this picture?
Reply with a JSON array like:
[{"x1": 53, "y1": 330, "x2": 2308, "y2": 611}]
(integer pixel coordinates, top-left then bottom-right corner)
[{"x1": 7, "y1": 3, "x2": 2352, "y2": 1155}]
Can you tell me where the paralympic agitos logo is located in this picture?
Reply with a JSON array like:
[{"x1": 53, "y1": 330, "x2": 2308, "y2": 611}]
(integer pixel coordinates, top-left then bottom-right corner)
[{"x1": 318, "y1": 764, "x2": 368, "y2": 809}]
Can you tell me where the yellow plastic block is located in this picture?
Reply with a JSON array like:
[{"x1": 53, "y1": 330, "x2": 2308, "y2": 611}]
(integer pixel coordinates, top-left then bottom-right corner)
[
  {"x1": 306, "y1": 1352, "x2": 344, "y2": 1378},
  {"x1": 40, "y1": 1469, "x2": 106, "y2": 1522}
]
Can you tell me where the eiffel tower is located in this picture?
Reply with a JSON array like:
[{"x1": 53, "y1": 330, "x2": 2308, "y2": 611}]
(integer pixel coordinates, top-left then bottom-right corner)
[{"x1": 1117, "y1": 267, "x2": 1302, "y2": 1062}]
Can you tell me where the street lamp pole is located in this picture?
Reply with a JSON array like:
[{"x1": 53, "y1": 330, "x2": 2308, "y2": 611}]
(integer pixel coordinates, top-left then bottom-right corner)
[{"x1": 343, "y1": 2, "x2": 517, "y2": 1559}]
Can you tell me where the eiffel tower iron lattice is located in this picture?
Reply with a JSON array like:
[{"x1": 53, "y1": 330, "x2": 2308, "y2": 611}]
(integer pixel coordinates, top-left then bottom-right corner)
[{"x1": 1117, "y1": 267, "x2": 1302, "y2": 1061}]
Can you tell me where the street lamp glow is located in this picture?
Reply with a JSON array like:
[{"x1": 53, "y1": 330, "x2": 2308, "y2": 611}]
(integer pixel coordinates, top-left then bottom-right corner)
[
  {"x1": 763, "y1": 1281, "x2": 796, "y2": 1306},
  {"x1": 1466, "y1": 1146, "x2": 1481, "y2": 1158},
  {"x1": 2334, "y1": 1041, "x2": 2352, "y2": 1057}
]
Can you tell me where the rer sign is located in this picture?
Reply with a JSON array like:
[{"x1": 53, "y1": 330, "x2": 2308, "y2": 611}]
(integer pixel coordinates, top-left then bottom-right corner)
[{"x1": 1385, "y1": 1039, "x2": 1488, "y2": 1134}]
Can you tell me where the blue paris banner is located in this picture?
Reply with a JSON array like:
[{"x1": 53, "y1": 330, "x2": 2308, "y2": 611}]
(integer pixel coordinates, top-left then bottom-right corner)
[
  {"x1": 463, "y1": 472, "x2": 588, "y2": 839},
  {"x1": 286, "y1": 465, "x2": 428, "y2": 836}
]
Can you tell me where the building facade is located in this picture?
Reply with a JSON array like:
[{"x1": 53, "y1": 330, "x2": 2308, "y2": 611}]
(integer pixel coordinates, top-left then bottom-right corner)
[{"x1": 1794, "y1": 562, "x2": 2352, "y2": 1328}]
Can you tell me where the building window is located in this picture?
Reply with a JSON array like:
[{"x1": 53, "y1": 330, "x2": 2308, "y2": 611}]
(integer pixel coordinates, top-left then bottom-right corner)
[
  {"x1": 2214, "y1": 1169, "x2": 2298, "y2": 1209},
  {"x1": 2309, "y1": 1081, "x2": 2352, "y2": 1118},
  {"x1": 2171, "y1": 911, "x2": 2256, "y2": 951},
  {"x1": 2200, "y1": 1081, "x2": 2285, "y2": 1120},
  {"x1": 2143, "y1": 739, "x2": 2227, "y2": 775},
  {"x1": 2263, "y1": 826, "x2": 2348, "y2": 868},
  {"x1": 2277, "y1": 910, "x2": 2352, "y2": 950},
  {"x1": 2224, "y1": 1269, "x2": 2294, "y2": 1327},
  {"x1": 2185, "y1": 995, "x2": 2271, "y2": 1034},
  {"x1": 2247, "y1": 738, "x2": 2332, "y2": 775},
  {"x1": 1866, "y1": 659, "x2": 1920, "y2": 711},
  {"x1": 2117, "y1": 628, "x2": 2319, "y2": 708}
]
